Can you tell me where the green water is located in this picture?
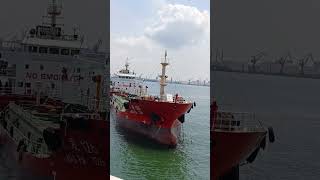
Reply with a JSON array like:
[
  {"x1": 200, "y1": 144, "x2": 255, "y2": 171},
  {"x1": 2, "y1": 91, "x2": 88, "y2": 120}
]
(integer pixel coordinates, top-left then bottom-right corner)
[{"x1": 110, "y1": 82, "x2": 210, "y2": 180}]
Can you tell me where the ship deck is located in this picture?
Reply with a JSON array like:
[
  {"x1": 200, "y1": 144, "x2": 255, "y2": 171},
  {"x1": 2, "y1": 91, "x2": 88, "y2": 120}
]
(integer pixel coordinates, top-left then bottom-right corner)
[
  {"x1": 7, "y1": 102, "x2": 61, "y2": 133},
  {"x1": 7, "y1": 100, "x2": 96, "y2": 133}
]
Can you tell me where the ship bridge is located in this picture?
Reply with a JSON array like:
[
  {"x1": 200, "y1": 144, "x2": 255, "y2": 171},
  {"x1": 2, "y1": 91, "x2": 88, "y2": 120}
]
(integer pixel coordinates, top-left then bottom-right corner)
[{"x1": 21, "y1": 36, "x2": 81, "y2": 57}]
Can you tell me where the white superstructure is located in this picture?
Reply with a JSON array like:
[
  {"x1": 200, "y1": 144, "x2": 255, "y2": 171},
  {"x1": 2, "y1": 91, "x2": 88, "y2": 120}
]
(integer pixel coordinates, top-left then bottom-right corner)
[
  {"x1": 111, "y1": 61, "x2": 146, "y2": 95},
  {"x1": 0, "y1": 0, "x2": 108, "y2": 112}
]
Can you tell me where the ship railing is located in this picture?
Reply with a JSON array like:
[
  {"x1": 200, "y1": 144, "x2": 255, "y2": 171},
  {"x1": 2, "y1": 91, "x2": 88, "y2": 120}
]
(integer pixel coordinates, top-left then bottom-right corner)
[
  {"x1": 33, "y1": 34, "x2": 79, "y2": 42},
  {"x1": 47, "y1": 91, "x2": 107, "y2": 113},
  {"x1": 48, "y1": 89, "x2": 62, "y2": 99},
  {"x1": 0, "y1": 68, "x2": 16, "y2": 77},
  {"x1": 0, "y1": 41, "x2": 23, "y2": 52},
  {"x1": 111, "y1": 85, "x2": 148, "y2": 97},
  {"x1": 9, "y1": 102, "x2": 39, "y2": 122},
  {"x1": 0, "y1": 90, "x2": 25, "y2": 96},
  {"x1": 8, "y1": 102, "x2": 47, "y2": 134},
  {"x1": 213, "y1": 111, "x2": 264, "y2": 131},
  {"x1": 81, "y1": 51, "x2": 106, "y2": 58},
  {"x1": 0, "y1": 87, "x2": 14, "y2": 95},
  {"x1": 62, "y1": 112, "x2": 101, "y2": 120},
  {"x1": 1, "y1": 111, "x2": 50, "y2": 157},
  {"x1": 84, "y1": 97, "x2": 108, "y2": 113}
]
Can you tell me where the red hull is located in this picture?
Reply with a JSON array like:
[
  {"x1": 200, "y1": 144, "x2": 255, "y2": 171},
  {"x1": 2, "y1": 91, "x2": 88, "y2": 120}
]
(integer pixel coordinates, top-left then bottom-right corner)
[
  {"x1": 127, "y1": 99, "x2": 192, "y2": 128},
  {"x1": 111, "y1": 97, "x2": 192, "y2": 146},
  {"x1": 0, "y1": 120, "x2": 109, "y2": 180},
  {"x1": 212, "y1": 130, "x2": 266, "y2": 179},
  {"x1": 0, "y1": 95, "x2": 109, "y2": 180},
  {"x1": 112, "y1": 108, "x2": 182, "y2": 147}
]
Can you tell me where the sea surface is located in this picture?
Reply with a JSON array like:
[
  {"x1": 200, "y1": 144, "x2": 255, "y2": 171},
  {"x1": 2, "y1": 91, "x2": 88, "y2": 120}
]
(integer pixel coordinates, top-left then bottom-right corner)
[
  {"x1": 110, "y1": 81, "x2": 210, "y2": 180},
  {"x1": 212, "y1": 71, "x2": 320, "y2": 180}
]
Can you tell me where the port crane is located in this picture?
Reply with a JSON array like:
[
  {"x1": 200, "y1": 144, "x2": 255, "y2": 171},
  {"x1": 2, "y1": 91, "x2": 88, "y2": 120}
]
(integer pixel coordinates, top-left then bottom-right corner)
[
  {"x1": 295, "y1": 53, "x2": 313, "y2": 75},
  {"x1": 308, "y1": 54, "x2": 320, "y2": 72},
  {"x1": 274, "y1": 52, "x2": 293, "y2": 74},
  {"x1": 213, "y1": 48, "x2": 226, "y2": 70},
  {"x1": 249, "y1": 49, "x2": 267, "y2": 73},
  {"x1": 215, "y1": 48, "x2": 224, "y2": 62}
]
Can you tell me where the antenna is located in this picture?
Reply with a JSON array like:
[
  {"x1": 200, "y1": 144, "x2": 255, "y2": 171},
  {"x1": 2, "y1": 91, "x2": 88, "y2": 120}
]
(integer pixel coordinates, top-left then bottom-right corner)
[
  {"x1": 80, "y1": 35, "x2": 85, "y2": 47},
  {"x1": 125, "y1": 58, "x2": 129, "y2": 71},
  {"x1": 72, "y1": 25, "x2": 79, "y2": 36},
  {"x1": 47, "y1": 0, "x2": 62, "y2": 28},
  {"x1": 165, "y1": 50, "x2": 168, "y2": 62}
]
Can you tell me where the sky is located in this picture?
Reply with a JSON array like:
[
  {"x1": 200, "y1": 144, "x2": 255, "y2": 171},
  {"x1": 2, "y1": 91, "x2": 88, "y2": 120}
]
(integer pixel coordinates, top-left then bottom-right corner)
[
  {"x1": 0, "y1": 0, "x2": 107, "y2": 51},
  {"x1": 111, "y1": 0, "x2": 210, "y2": 82},
  {"x1": 213, "y1": 0, "x2": 320, "y2": 62}
]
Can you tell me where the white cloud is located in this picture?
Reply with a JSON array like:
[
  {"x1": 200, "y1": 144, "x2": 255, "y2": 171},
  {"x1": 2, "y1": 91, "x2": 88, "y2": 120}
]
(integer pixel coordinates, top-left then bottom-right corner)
[
  {"x1": 111, "y1": 3, "x2": 210, "y2": 81},
  {"x1": 145, "y1": 4, "x2": 209, "y2": 49}
]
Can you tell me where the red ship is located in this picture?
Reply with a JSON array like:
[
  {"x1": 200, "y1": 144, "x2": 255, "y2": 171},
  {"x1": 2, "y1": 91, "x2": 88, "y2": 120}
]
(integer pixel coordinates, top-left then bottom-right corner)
[
  {"x1": 211, "y1": 99, "x2": 275, "y2": 180},
  {"x1": 110, "y1": 52, "x2": 194, "y2": 147},
  {"x1": 0, "y1": 0, "x2": 109, "y2": 178},
  {"x1": 0, "y1": 93, "x2": 108, "y2": 180}
]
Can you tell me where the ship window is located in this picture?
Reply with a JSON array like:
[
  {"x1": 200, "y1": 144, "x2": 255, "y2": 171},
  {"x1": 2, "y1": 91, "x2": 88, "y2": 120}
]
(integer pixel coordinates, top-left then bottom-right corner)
[
  {"x1": 39, "y1": 47, "x2": 48, "y2": 53},
  {"x1": 40, "y1": 64, "x2": 44, "y2": 71},
  {"x1": 32, "y1": 46, "x2": 38, "y2": 53},
  {"x1": 49, "y1": 48, "x2": 59, "y2": 54},
  {"x1": 25, "y1": 83, "x2": 31, "y2": 88},
  {"x1": 51, "y1": 83, "x2": 55, "y2": 89},
  {"x1": 25, "y1": 64, "x2": 29, "y2": 69},
  {"x1": 61, "y1": 49, "x2": 70, "y2": 55},
  {"x1": 18, "y1": 82, "x2": 23, "y2": 87},
  {"x1": 71, "y1": 49, "x2": 80, "y2": 56},
  {"x1": 77, "y1": 68, "x2": 80, "y2": 73},
  {"x1": 28, "y1": 46, "x2": 38, "y2": 53}
]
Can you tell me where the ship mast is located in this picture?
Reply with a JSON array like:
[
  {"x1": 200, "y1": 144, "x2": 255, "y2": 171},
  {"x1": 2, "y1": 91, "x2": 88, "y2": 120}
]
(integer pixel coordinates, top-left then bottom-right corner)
[
  {"x1": 47, "y1": 0, "x2": 62, "y2": 28},
  {"x1": 159, "y1": 50, "x2": 169, "y2": 101},
  {"x1": 125, "y1": 58, "x2": 129, "y2": 71}
]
